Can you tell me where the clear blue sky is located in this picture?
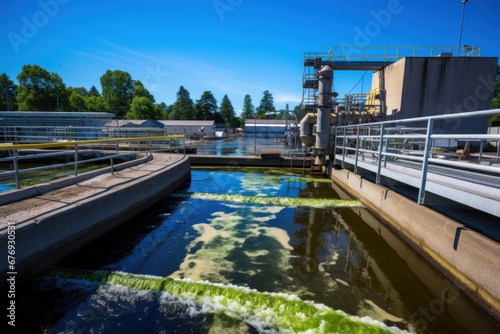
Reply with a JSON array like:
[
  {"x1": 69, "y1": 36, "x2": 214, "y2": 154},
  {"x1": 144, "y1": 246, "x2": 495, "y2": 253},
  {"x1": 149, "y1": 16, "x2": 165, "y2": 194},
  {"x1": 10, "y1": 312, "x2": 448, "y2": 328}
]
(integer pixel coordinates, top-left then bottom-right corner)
[{"x1": 1, "y1": 0, "x2": 499, "y2": 114}]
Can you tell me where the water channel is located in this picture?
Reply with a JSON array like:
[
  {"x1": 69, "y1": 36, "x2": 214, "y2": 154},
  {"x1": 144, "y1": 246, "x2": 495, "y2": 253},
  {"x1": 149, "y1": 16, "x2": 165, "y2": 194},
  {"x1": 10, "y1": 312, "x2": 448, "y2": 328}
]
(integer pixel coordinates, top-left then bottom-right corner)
[{"x1": 11, "y1": 137, "x2": 500, "y2": 333}]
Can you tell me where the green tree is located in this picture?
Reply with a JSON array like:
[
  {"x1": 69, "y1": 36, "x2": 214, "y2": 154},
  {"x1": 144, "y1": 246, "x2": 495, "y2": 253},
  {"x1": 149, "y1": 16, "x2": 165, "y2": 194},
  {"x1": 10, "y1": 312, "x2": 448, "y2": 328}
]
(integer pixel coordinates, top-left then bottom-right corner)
[
  {"x1": 71, "y1": 87, "x2": 90, "y2": 97},
  {"x1": 241, "y1": 94, "x2": 255, "y2": 120},
  {"x1": 85, "y1": 96, "x2": 109, "y2": 112},
  {"x1": 126, "y1": 96, "x2": 159, "y2": 120},
  {"x1": 89, "y1": 85, "x2": 101, "y2": 97},
  {"x1": 194, "y1": 91, "x2": 218, "y2": 120},
  {"x1": 69, "y1": 91, "x2": 87, "y2": 111},
  {"x1": 256, "y1": 90, "x2": 276, "y2": 117},
  {"x1": 170, "y1": 86, "x2": 194, "y2": 120},
  {"x1": 17, "y1": 64, "x2": 68, "y2": 111},
  {"x1": 0, "y1": 74, "x2": 17, "y2": 111},
  {"x1": 155, "y1": 102, "x2": 169, "y2": 120},
  {"x1": 219, "y1": 95, "x2": 236, "y2": 127},
  {"x1": 133, "y1": 80, "x2": 155, "y2": 102},
  {"x1": 100, "y1": 70, "x2": 134, "y2": 118}
]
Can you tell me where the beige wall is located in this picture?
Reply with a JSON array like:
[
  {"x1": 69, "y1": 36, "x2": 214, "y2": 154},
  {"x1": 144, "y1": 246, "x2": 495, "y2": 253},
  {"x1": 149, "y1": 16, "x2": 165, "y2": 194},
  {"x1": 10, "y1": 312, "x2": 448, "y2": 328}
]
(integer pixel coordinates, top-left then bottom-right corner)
[{"x1": 370, "y1": 56, "x2": 498, "y2": 133}]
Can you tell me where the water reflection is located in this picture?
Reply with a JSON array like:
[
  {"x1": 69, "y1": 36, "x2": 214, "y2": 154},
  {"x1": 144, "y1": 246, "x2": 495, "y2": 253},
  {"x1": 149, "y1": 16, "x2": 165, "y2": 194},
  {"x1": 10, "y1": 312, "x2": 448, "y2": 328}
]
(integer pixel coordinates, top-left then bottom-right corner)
[
  {"x1": 15, "y1": 169, "x2": 499, "y2": 333},
  {"x1": 192, "y1": 136, "x2": 292, "y2": 156}
]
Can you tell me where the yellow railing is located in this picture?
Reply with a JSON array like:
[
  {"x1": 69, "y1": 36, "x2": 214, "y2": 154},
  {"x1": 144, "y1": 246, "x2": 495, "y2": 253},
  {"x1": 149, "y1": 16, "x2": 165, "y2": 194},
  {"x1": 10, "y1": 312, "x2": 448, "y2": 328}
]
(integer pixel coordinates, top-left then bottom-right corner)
[
  {"x1": 0, "y1": 135, "x2": 185, "y2": 190},
  {"x1": 0, "y1": 135, "x2": 184, "y2": 151}
]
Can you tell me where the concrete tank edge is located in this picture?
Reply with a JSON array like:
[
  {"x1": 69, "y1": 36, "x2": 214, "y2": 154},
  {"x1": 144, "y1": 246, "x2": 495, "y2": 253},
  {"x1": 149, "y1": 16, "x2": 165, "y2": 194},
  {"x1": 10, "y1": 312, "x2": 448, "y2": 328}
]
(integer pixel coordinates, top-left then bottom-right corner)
[
  {"x1": 327, "y1": 167, "x2": 500, "y2": 322},
  {"x1": 0, "y1": 154, "x2": 190, "y2": 289}
]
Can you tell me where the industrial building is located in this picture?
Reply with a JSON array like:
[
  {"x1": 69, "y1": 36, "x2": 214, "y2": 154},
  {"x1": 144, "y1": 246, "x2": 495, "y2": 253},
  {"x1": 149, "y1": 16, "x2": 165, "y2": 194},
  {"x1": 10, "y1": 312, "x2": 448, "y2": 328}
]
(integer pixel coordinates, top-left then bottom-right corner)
[
  {"x1": 299, "y1": 46, "x2": 498, "y2": 164},
  {"x1": 244, "y1": 119, "x2": 288, "y2": 138},
  {"x1": 158, "y1": 120, "x2": 215, "y2": 138}
]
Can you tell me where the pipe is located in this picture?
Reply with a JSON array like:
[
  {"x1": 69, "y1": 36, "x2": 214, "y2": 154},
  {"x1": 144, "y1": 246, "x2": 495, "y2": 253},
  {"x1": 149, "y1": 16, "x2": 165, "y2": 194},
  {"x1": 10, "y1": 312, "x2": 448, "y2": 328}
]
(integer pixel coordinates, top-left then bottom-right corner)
[
  {"x1": 299, "y1": 113, "x2": 317, "y2": 147},
  {"x1": 314, "y1": 66, "x2": 333, "y2": 165},
  {"x1": 299, "y1": 112, "x2": 338, "y2": 148}
]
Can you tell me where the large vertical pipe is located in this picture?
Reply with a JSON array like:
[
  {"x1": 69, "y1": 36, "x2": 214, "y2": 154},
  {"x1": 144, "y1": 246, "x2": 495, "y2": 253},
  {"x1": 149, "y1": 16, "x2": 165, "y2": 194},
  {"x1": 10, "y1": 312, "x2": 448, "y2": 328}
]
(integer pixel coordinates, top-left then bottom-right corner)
[{"x1": 313, "y1": 65, "x2": 333, "y2": 165}]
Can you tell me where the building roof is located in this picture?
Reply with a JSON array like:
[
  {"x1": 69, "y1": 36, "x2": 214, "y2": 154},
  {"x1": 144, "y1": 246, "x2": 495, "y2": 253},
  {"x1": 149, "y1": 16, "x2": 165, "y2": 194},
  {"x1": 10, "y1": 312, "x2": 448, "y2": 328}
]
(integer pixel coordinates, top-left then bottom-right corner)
[
  {"x1": 158, "y1": 120, "x2": 215, "y2": 126},
  {"x1": 0, "y1": 111, "x2": 115, "y2": 119},
  {"x1": 244, "y1": 119, "x2": 288, "y2": 126}
]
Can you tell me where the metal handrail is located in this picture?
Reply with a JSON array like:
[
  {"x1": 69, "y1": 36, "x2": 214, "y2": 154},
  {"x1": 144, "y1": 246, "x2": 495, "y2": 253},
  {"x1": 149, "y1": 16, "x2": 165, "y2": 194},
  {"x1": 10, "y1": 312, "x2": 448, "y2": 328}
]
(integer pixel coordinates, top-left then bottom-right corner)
[
  {"x1": 333, "y1": 109, "x2": 500, "y2": 206},
  {"x1": 0, "y1": 135, "x2": 185, "y2": 190}
]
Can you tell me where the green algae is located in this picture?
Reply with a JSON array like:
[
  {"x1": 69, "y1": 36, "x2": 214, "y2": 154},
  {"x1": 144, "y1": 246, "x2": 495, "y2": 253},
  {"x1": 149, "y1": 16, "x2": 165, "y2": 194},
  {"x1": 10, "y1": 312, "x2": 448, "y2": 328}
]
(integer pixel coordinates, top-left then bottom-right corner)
[
  {"x1": 46, "y1": 268, "x2": 405, "y2": 334},
  {"x1": 186, "y1": 192, "x2": 362, "y2": 208}
]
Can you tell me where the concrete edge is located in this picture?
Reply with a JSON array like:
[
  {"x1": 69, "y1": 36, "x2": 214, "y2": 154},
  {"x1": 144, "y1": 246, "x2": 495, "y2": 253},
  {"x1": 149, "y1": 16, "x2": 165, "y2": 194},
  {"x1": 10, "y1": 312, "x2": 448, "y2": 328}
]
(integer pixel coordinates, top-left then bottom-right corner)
[
  {"x1": 0, "y1": 153, "x2": 149, "y2": 206},
  {"x1": 0, "y1": 154, "x2": 190, "y2": 288},
  {"x1": 329, "y1": 167, "x2": 500, "y2": 322}
]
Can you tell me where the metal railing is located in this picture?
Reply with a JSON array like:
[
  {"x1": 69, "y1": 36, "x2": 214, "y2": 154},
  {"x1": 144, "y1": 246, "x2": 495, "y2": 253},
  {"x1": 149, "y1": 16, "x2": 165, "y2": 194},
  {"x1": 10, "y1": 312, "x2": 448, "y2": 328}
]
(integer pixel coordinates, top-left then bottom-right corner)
[
  {"x1": 0, "y1": 126, "x2": 171, "y2": 144},
  {"x1": 333, "y1": 109, "x2": 500, "y2": 208},
  {"x1": 324, "y1": 46, "x2": 481, "y2": 61},
  {"x1": 0, "y1": 135, "x2": 185, "y2": 190},
  {"x1": 304, "y1": 46, "x2": 481, "y2": 69}
]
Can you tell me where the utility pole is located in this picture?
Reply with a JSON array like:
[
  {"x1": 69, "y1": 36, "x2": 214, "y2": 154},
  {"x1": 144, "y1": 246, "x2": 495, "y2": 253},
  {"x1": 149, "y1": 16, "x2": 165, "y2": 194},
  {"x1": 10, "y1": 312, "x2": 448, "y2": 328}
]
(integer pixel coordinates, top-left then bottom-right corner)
[{"x1": 457, "y1": 0, "x2": 469, "y2": 56}]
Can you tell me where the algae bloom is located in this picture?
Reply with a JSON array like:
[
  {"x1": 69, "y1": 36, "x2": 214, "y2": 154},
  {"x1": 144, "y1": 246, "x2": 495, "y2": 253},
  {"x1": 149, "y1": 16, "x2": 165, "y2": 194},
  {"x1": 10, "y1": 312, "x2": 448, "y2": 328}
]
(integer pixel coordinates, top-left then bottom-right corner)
[
  {"x1": 186, "y1": 192, "x2": 362, "y2": 209},
  {"x1": 47, "y1": 268, "x2": 407, "y2": 334}
]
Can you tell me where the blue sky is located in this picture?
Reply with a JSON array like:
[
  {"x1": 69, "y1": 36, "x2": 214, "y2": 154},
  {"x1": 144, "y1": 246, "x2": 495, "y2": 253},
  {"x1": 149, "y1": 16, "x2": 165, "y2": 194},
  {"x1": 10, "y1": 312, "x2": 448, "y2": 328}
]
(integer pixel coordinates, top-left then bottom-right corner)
[{"x1": 1, "y1": 0, "x2": 500, "y2": 114}]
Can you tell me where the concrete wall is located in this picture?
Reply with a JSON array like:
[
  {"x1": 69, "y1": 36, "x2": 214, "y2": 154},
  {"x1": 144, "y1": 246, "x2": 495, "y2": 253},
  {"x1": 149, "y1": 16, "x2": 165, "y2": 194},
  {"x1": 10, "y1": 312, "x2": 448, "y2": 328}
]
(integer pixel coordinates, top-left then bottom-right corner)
[
  {"x1": 372, "y1": 58, "x2": 405, "y2": 118},
  {"x1": 372, "y1": 57, "x2": 498, "y2": 133},
  {"x1": 0, "y1": 155, "x2": 190, "y2": 287},
  {"x1": 328, "y1": 167, "x2": 500, "y2": 321}
]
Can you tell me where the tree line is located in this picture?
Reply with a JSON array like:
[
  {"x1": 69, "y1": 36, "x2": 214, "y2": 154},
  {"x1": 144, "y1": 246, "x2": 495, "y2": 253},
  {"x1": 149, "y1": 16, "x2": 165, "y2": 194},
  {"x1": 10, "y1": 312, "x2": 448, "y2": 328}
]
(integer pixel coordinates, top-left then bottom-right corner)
[{"x1": 0, "y1": 65, "x2": 302, "y2": 128}]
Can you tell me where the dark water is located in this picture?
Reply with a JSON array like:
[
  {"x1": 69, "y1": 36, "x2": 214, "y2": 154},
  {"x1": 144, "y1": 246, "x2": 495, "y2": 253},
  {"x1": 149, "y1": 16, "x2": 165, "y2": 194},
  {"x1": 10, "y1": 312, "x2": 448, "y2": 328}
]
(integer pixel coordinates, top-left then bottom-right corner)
[{"x1": 14, "y1": 168, "x2": 500, "y2": 333}]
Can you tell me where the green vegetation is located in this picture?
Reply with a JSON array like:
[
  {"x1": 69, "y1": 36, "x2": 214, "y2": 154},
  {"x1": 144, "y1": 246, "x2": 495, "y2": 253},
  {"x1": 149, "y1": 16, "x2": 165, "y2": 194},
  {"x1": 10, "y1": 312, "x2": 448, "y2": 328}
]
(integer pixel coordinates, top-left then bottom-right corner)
[
  {"x1": 185, "y1": 192, "x2": 361, "y2": 208},
  {"x1": 46, "y1": 268, "x2": 403, "y2": 334},
  {"x1": 1, "y1": 66, "x2": 300, "y2": 125}
]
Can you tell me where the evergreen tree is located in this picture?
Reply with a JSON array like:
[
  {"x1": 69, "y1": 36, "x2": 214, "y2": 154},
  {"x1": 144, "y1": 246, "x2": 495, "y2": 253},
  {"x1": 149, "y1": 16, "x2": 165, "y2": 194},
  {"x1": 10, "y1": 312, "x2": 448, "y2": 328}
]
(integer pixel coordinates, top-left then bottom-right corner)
[
  {"x1": 256, "y1": 90, "x2": 276, "y2": 117},
  {"x1": 89, "y1": 85, "x2": 101, "y2": 97},
  {"x1": 0, "y1": 74, "x2": 17, "y2": 111},
  {"x1": 194, "y1": 91, "x2": 218, "y2": 120},
  {"x1": 170, "y1": 86, "x2": 194, "y2": 120},
  {"x1": 241, "y1": 94, "x2": 255, "y2": 120},
  {"x1": 219, "y1": 95, "x2": 235, "y2": 127}
]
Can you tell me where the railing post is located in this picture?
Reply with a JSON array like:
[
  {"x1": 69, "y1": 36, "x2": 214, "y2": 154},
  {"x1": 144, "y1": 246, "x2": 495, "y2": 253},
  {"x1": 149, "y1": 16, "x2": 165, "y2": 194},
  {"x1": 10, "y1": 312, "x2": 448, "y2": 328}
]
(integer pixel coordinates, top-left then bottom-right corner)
[
  {"x1": 74, "y1": 145, "x2": 79, "y2": 176},
  {"x1": 375, "y1": 123, "x2": 385, "y2": 184},
  {"x1": 341, "y1": 127, "x2": 347, "y2": 168},
  {"x1": 110, "y1": 157, "x2": 114, "y2": 174},
  {"x1": 478, "y1": 140, "x2": 484, "y2": 163},
  {"x1": 13, "y1": 150, "x2": 20, "y2": 189},
  {"x1": 418, "y1": 119, "x2": 434, "y2": 205},
  {"x1": 354, "y1": 124, "x2": 361, "y2": 173}
]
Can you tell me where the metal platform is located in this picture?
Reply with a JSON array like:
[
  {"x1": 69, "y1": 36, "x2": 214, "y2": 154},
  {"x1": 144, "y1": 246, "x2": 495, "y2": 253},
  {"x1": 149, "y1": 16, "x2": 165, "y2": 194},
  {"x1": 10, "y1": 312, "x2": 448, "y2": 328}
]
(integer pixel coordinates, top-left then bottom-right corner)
[
  {"x1": 333, "y1": 109, "x2": 500, "y2": 218},
  {"x1": 335, "y1": 153, "x2": 500, "y2": 218}
]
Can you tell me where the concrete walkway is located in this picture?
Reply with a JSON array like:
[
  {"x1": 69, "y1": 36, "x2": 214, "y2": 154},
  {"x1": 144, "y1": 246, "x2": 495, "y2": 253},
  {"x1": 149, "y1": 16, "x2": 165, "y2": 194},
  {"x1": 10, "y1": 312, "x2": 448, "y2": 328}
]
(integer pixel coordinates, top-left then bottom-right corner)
[{"x1": 0, "y1": 153, "x2": 190, "y2": 287}]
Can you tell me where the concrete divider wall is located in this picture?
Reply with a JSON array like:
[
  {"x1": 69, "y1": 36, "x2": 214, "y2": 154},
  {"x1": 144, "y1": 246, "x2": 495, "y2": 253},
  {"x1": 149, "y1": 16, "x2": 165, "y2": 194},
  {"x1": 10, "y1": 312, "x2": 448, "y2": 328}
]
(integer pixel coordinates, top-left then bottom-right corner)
[
  {"x1": 330, "y1": 168, "x2": 500, "y2": 320},
  {"x1": 0, "y1": 153, "x2": 150, "y2": 206},
  {"x1": 0, "y1": 154, "x2": 190, "y2": 287}
]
